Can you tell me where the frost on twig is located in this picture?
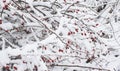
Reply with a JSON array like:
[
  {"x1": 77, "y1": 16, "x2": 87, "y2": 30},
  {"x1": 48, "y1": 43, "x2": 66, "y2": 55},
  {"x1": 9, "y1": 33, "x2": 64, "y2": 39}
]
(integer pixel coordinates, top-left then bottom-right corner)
[{"x1": 0, "y1": 0, "x2": 120, "y2": 71}]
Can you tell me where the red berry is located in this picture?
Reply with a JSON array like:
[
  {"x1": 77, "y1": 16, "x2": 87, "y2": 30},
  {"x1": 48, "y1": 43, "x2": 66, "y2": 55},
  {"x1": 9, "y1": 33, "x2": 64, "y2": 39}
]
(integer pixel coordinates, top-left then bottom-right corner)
[
  {"x1": 64, "y1": 0, "x2": 66, "y2": 3},
  {"x1": 90, "y1": 32, "x2": 92, "y2": 34},
  {"x1": 68, "y1": 40, "x2": 70, "y2": 44},
  {"x1": 81, "y1": 33, "x2": 83, "y2": 35},
  {"x1": 59, "y1": 49, "x2": 63, "y2": 52},
  {"x1": 75, "y1": 28, "x2": 78, "y2": 32},
  {"x1": 3, "y1": 5, "x2": 8, "y2": 10},
  {"x1": 3, "y1": 0, "x2": 6, "y2": 3},
  {"x1": 96, "y1": 24, "x2": 99, "y2": 26},
  {"x1": 68, "y1": 32, "x2": 71, "y2": 35},
  {"x1": 0, "y1": 20, "x2": 2, "y2": 24},
  {"x1": 14, "y1": 66, "x2": 17, "y2": 70},
  {"x1": 5, "y1": 66, "x2": 9, "y2": 70},
  {"x1": 76, "y1": 1, "x2": 79, "y2": 3}
]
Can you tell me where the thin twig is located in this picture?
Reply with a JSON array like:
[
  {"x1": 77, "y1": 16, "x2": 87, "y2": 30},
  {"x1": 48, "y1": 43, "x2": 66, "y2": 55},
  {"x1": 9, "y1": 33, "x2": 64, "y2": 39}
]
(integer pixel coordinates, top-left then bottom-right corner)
[{"x1": 53, "y1": 64, "x2": 111, "y2": 71}]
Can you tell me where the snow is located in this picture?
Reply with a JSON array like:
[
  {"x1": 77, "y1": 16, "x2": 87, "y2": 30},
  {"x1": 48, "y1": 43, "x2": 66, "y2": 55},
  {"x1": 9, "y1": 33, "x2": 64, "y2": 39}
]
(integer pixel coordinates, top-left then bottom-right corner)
[
  {"x1": 0, "y1": 50, "x2": 10, "y2": 65},
  {"x1": 0, "y1": 22, "x2": 13, "y2": 30},
  {"x1": 1, "y1": 0, "x2": 120, "y2": 71}
]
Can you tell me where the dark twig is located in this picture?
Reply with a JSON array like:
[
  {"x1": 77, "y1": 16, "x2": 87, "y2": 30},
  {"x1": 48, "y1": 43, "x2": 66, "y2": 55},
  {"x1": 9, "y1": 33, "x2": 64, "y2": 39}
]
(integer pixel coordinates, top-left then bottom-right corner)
[{"x1": 53, "y1": 64, "x2": 111, "y2": 71}]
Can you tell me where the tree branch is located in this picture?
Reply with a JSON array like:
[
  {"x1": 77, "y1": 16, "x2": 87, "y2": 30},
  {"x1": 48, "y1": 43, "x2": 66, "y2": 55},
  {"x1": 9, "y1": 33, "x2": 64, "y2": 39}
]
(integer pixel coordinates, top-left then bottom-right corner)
[{"x1": 53, "y1": 64, "x2": 111, "y2": 71}]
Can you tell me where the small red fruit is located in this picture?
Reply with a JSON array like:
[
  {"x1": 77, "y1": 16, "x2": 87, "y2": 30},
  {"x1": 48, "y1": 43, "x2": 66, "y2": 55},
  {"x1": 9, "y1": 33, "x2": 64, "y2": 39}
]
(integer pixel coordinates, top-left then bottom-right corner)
[
  {"x1": 5, "y1": 66, "x2": 9, "y2": 70},
  {"x1": 75, "y1": 28, "x2": 78, "y2": 32},
  {"x1": 0, "y1": 20, "x2": 2, "y2": 24},
  {"x1": 14, "y1": 66, "x2": 17, "y2": 70},
  {"x1": 59, "y1": 49, "x2": 63, "y2": 52},
  {"x1": 3, "y1": 0, "x2": 6, "y2": 3},
  {"x1": 3, "y1": 5, "x2": 8, "y2": 10},
  {"x1": 68, "y1": 32, "x2": 71, "y2": 35}
]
